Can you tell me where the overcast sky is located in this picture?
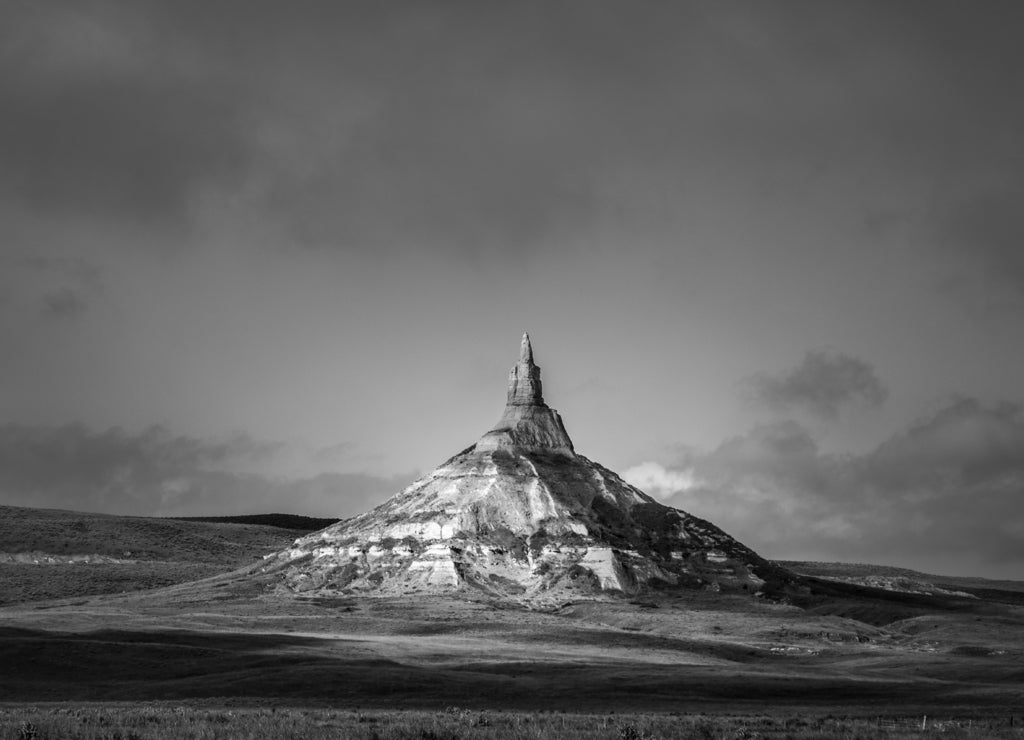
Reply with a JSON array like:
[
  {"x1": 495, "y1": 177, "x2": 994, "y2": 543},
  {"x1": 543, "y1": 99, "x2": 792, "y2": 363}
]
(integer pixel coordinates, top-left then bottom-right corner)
[{"x1": 2, "y1": 1, "x2": 1023, "y2": 578}]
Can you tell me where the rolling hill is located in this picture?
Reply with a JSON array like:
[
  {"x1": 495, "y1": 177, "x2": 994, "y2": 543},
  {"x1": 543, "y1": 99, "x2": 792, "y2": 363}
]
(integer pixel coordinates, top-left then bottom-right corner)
[{"x1": 0, "y1": 504, "x2": 335, "y2": 605}]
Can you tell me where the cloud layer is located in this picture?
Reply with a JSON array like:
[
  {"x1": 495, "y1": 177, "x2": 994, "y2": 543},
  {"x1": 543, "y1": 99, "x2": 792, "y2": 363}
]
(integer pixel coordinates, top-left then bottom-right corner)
[
  {"x1": 930, "y1": 182, "x2": 1024, "y2": 311},
  {"x1": 746, "y1": 349, "x2": 888, "y2": 420},
  {"x1": 0, "y1": 4, "x2": 251, "y2": 229},
  {"x1": 620, "y1": 460, "x2": 698, "y2": 501},
  {"x1": 0, "y1": 423, "x2": 408, "y2": 519},
  {"x1": 627, "y1": 398, "x2": 1024, "y2": 578},
  {"x1": 2, "y1": 2, "x2": 1024, "y2": 583}
]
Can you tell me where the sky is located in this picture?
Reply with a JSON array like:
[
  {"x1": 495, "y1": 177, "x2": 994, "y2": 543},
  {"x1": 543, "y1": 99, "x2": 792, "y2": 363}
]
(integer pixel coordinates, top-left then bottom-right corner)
[{"x1": 1, "y1": 0, "x2": 1023, "y2": 578}]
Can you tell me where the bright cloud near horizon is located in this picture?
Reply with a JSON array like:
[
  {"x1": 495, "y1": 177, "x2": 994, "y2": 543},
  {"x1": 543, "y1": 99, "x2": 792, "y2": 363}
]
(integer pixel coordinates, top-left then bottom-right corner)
[{"x1": 1, "y1": 1, "x2": 1023, "y2": 578}]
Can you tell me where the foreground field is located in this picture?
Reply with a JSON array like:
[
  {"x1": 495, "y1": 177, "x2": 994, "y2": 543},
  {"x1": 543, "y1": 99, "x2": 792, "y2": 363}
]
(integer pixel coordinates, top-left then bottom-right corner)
[
  {"x1": 2, "y1": 574, "x2": 1023, "y2": 715},
  {"x1": 1, "y1": 506, "x2": 1022, "y2": 722},
  {"x1": 0, "y1": 506, "x2": 331, "y2": 605},
  {"x1": 1, "y1": 706, "x2": 1021, "y2": 740}
]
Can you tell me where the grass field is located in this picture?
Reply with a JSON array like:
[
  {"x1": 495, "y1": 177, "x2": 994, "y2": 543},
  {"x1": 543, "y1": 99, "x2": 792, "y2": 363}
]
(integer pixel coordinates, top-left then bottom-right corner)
[
  {"x1": 3, "y1": 584, "x2": 1023, "y2": 715},
  {"x1": 2, "y1": 706, "x2": 1022, "y2": 740},
  {"x1": 0, "y1": 505, "x2": 326, "y2": 605},
  {"x1": 781, "y1": 561, "x2": 1024, "y2": 604},
  {"x1": 2, "y1": 506, "x2": 1023, "y2": 729},
  {"x1": 0, "y1": 505, "x2": 326, "y2": 563}
]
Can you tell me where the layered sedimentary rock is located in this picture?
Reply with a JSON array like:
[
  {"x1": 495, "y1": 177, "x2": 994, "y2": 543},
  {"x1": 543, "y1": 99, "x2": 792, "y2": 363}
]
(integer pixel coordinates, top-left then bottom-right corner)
[
  {"x1": 477, "y1": 334, "x2": 574, "y2": 455},
  {"x1": 266, "y1": 334, "x2": 789, "y2": 604}
]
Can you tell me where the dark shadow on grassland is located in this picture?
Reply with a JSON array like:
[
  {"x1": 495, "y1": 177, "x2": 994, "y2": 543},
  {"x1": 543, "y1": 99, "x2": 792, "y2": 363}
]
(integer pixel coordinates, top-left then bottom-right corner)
[
  {"x1": 0, "y1": 562, "x2": 230, "y2": 606},
  {"x1": 514, "y1": 626, "x2": 770, "y2": 663},
  {"x1": 790, "y1": 577, "x2": 1016, "y2": 626},
  {"x1": 1, "y1": 627, "x2": 1021, "y2": 713},
  {"x1": 0, "y1": 505, "x2": 300, "y2": 564},
  {"x1": 170, "y1": 514, "x2": 340, "y2": 531},
  {"x1": 783, "y1": 561, "x2": 1024, "y2": 608}
]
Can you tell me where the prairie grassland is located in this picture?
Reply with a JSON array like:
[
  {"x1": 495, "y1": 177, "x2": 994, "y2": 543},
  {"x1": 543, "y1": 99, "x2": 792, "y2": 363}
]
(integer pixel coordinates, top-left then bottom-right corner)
[
  {"x1": 1, "y1": 706, "x2": 1021, "y2": 740},
  {"x1": 0, "y1": 505, "x2": 321, "y2": 606}
]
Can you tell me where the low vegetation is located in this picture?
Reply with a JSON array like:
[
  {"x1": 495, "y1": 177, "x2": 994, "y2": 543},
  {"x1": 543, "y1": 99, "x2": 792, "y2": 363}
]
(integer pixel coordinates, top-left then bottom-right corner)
[
  {"x1": 171, "y1": 514, "x2": 340, "y2": 531},
  {"x1": 0, "y1": 505, "x2": 324, "y2": 606},
  {"x1": 0, "y1": 562, "x2": 221, "y2": 604},
  {"x1": 1, "y1": 707, "x2": 1021, "y2": 740},
  {"x1": 0, "y1": 506, "x2": 320, "y2": 564},
  {"x1": 781, "y1": 561, "x2": 1024, "y2": 607},
  {"x1": 3, "y1": 508, "x2": 1022, "y2": 726}
]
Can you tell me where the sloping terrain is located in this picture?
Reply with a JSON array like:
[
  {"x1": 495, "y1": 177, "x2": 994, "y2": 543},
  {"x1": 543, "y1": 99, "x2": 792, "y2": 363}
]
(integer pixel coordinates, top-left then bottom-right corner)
[
  {"x1": 268, "y1": 335, "x2": 794, "y2": 605},
  {"x1": 2, "y1": 337, "x2": 1020, "y2": 713},
  {"x1": 1, "y1": 579, "x2": 1022, "y2": 714},
  {"x1": 783, "y1": 560, "x2": 1024, "y2": 606},
  {"x1": 0, "y1": 502, "x2": 1021, "y2": 713},
  {"x1": 270, "y1": 449, "x2": 790, "y2": 604},
  {"x1": 0, "y1": 505, "x2": 333, "y2": 605}
]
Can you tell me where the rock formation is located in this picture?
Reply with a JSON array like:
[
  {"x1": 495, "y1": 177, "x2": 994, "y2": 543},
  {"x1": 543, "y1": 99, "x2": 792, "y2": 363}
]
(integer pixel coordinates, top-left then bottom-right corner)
[
  {"x1": 266, "y1": 334, "x2": 790, "y2": 605},
  {"x1": 477, "y1": 333, "x2": 574, "y2": 455}
]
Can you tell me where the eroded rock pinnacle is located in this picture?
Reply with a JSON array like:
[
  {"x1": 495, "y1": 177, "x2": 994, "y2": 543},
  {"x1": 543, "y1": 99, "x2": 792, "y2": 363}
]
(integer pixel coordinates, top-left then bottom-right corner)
[
  {"x1": 264, "y1": 333, "x2": 790, "y2": 604},
  {"x1": 507, "y1": 332, "x2": 544, "y2": 407},
  {"x1": 479, "y1": 333, "x2": 574, "y2": 454}
]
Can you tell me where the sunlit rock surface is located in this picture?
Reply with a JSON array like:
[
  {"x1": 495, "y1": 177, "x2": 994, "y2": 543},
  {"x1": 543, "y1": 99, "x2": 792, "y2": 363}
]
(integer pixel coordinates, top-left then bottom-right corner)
[{"x1": 267, "y1": 334, "x2": 788, "y2": 605}]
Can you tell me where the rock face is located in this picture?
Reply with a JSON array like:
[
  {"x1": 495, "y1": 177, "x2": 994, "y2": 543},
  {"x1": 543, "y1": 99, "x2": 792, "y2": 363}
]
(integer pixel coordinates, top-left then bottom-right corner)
[
  {"x1": 477, "y1": 334, "x2": 574, "y2": 455},
  {"x1": 267, "y1": 334, "x2": 789, "y2": 604}
]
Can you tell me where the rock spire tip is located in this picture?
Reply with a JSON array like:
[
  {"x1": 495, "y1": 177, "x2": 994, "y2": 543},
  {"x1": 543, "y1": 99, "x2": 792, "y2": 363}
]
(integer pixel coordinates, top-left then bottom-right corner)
[{"x1": 520, "y1": 332, "x2": 533, "y2": 363}]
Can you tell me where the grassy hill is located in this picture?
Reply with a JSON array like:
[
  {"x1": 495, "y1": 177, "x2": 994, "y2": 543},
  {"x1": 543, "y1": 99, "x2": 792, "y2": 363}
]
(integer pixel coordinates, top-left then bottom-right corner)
[
  {"x1": 171, "y1": 513, "x2": 340, "y2": 531},
  {"x1": 3, "y1": 504, "x2": 1020, "y2": 617},
  {"x1": 780, "y1": 560, "x2": 1024, "y2": 589},
  {"x1": 2, "y1": 508, "x2": 1023, "y2": 717},
  {"x1": 781, "y1": 559, "x2": 1024, "y2": 607},
  {"x1": 0, "y1": 505, "x2": 337, "y2": 605}
]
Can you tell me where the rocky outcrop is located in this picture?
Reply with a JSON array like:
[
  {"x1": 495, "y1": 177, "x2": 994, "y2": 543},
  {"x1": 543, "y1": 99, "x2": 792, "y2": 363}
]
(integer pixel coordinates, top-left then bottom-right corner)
[
  {"x1": 506, "y1": 332, "x2": 544, "y2": 406},
  {"x1": 477, "y1": 334, "x2": 574, "y2": 455},
  {"x1": 264, "y1": 334, "x2": 790, "y2": 605}
]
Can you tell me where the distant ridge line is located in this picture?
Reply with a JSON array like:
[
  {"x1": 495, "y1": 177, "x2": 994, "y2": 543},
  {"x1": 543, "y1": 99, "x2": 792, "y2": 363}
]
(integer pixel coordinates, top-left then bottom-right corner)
[{"x1": 170, "y1": 514, "x2": 341, "y2": 531}]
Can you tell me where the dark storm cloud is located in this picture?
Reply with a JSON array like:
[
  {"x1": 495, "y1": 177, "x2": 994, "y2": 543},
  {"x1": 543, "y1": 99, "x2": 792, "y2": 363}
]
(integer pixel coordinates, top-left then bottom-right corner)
[
  {"x1": 0, "y1": 423, "x2": 404, "y2": 518},
  {"x1": 867, "y1": 398, "x2": 1024, "y2": 493},
  {"x1": 40, "y1": 288, "x2": 87, "y2": 319},
  {"x1": 0, "y1": 3, "x2": 250, "y2": 228},
  {"x1": 312, "y1": 442, "x2": 356, "y2": 463},
  {"x1": 699, "y1": 421, "x2": 828, "y2": 490},
  {"x1": 4, "y1": 0, "x2": 1022, "y2": 266},
  {"x1": 182, "y1": 1, "x2": 681, "y2": 255},
  {"x1": 0, "y1": 253, "x2": 103, "y2": 322},
  {"x1": 1, "y1": 1, "x2": 660, "y2": 253},
  {"x1": 929, "y1": 182, "x2": 1024, "y2": 307},
  {"x1": 655, "y1": 398, "x2": 1024, "y2": 574},
  {"x1": 746, "y1": 350, "x2": 888, "y2": 419},
  {"x1": 148, "y1": 471, "x2": 408, "y2": 521},
  {"x1": 16, "y1": 256, "x2": 102, "y2": 288},
  {"x1": 14, "y1": 1, "x2": 1011, "y2": 258},
  {"x1": 226, "y1": 0, "x2": 972, "y2": 256},
  {"x1": 901, "y1": 0, "x2": 1024, "y2": 311},
  {"x1": 0, "y1": 2, "x2": 598, "y2": 250}
]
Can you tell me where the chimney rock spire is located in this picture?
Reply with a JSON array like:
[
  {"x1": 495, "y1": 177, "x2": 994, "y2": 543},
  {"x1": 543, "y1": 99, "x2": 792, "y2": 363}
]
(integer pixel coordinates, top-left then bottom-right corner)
[
  {"x1": 520, "y1": 332, "x2": 534, "y2": 363},
  {"x1": 476, "y1": 332, "x2": 575, "y2": 454},
  {"x1": 507, "y1": 332, "x2": 544, "y2": 406}
]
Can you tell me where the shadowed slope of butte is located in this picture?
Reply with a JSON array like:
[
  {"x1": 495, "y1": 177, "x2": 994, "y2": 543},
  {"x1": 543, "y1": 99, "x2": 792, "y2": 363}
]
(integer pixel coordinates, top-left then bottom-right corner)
[{"x1": 265, "y1": 334, "x2": 791, "y2": 605}]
